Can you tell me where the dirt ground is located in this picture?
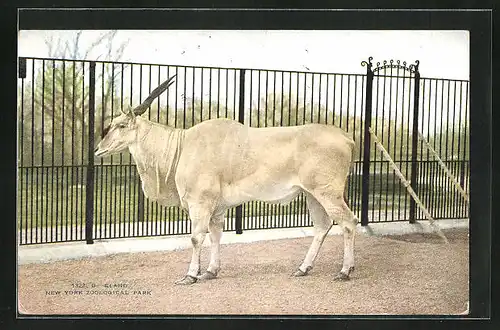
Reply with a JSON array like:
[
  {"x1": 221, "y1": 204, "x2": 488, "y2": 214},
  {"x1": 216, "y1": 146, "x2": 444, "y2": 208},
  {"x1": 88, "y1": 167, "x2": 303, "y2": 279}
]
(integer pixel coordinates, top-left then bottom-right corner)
[{"x1": 18, "y1": 228, "x2": 469, "y2": 315}]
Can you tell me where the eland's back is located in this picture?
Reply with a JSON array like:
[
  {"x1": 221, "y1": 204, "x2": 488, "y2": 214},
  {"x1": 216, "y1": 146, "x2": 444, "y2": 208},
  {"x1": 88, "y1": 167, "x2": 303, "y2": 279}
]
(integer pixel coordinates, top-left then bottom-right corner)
[{"x1": 177, "y1": 118, "x2": 355, "y2": 207}]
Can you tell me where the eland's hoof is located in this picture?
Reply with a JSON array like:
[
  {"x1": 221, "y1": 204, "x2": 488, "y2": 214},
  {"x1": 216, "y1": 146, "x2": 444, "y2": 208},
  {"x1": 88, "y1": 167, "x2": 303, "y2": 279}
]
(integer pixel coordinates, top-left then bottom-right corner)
[
  {"x1": 175, "y1": 275, "x2": 198, "y2": 285},
  {"x1": 333, "y1": 272, "x2": 351, "y2": 281},
  {"x1": 197, "y1": 271, "x2": 217, "y2": 281},
  {"x1": 292, "y1": 266, "x2": 312, "y2": 277},
  {"x1": 334, "y1": 267, "x2": 354, "y2": 281},
  {"x1": 292, "y1": 269, "x2": 307, "y2": 277}
]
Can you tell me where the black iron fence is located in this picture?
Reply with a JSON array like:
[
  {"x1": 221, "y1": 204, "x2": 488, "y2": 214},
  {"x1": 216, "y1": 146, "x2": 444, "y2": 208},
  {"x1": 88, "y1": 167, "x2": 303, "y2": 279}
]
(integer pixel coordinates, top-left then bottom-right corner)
[{"x1": 17, "y1": 56, "x2": 470, "y2": 245}]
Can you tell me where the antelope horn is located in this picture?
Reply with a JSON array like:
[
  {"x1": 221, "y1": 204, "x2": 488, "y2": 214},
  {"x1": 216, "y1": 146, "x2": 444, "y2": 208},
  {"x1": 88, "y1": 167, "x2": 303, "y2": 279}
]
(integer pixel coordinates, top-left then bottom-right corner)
[{"x1": 133, "y1": 75, "x2": 176, "y2": 115}]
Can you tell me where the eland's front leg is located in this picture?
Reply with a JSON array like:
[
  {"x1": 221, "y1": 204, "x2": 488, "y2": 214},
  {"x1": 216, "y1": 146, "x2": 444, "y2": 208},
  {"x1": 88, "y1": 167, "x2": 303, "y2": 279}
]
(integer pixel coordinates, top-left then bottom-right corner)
[
  {"x1": 198, "y1": 213, "x2": 224, "y2": 281},
  {"x1": 175, "y1": 205, "x2": 211, "y2": 285}
]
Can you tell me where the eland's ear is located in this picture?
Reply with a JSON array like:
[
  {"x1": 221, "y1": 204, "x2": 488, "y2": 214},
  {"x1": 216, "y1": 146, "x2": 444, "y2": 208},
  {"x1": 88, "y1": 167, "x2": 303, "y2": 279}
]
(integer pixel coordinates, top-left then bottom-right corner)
[
  {"x1": 128, "y1": 114, "x2": 137, "y2": 125},
  {"x1": 120, "y1": 105, "x2": 136, "y2": 118},
  {"x1": 126, "y1": 106, "x2": 136, "y2": 118}
]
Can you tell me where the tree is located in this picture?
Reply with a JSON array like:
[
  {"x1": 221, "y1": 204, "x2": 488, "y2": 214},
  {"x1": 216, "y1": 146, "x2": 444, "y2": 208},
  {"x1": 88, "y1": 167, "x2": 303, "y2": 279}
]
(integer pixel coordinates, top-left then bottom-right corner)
[
  {"x1": 427, "y1": 123, "x2": 469, "y2": 161},
  {"x1": 18, "y1": 31, "x2": 128, "y2": 167}
]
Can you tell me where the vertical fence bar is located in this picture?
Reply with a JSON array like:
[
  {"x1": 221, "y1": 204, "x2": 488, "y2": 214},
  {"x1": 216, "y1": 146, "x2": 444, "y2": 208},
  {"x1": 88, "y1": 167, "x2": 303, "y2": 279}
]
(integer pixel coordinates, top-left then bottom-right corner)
[
  {"x1": 258, "y1": 71, "x2": 262, "y2": 127},
  {"x1": 151, "y1": 65, "x2": 157, "y2": 232},
  {"x1": 404, "y1": 75, "x2": 412, "y2": 220},
  {"x1": 70, "y1": 62, "x2": 75, "y2": 241},
  {"x1": 339, "y1": 74, "x2": 344, "y2": 128},
  {"x1": 357, "y1": 75, "x2": 365, "y2": 218},
  {"x1": 118, "y1": 64, "x2": 125, "y2": 238},
  {"x1": 235, "y1": 69, "x2": 245, "y2": 234},
  {"x1": 409, "y1": 61, "x2": 421, "y2": 223},
  {"x1": 387, "y1": 67, "x2": 394, "y2": 221},
  {"x1": 41, "y1": 60, "x2": 46, "y2": 242},
  {"x1": 418, "y1": 79, "x2": 427, "y2": 220},
  {"x1": 372, "y1": 73, "x2": 379, "y2": 222},
  {"x1": 98, "y1": 63, "x2": 104, "y2": 240},
  {"x1": 281, "y1": 71, "x2": 284, "y2": 126},
  {"x1": 393, "y1": 67, "x2": 401, "y2": 220},
  {"x1": 441, "y1": 81, "x2": 451, "y2": 218},
  {"x1": 225, "y1": 70, "x2": 229, "y2": 119},
  {"x1": 61, "y1": 61, "x2": 66, "y2": 241},
  {"x1": 79, "y1": 62, "x2": 85, "y2": 240},
  {"x1": 107, "y1": 64, "x2": 113, "y2": 238},
  {"x1": 137, "y1": 66, "x2": 145, "y2": 225},
  {"x1": 19, "y1": 58, "x2": 26, "y2": 244},
  {"x1": 156, "y1": 66, "x2": 162, "y2": 231},
  {"x1": 451, "y1": 81, "x2": 457, "y2": 217},
  {"x1": 266, "y1": 71, "x2": 269, "y2": 126},
  {"x1": 249, "y1": 70, "x2": 253, "y2": 127},
  {"x1": 423, "y1": 79, "x2": 431, "y2": 219},
  {"x1": 295, "y1": 72, "x2": 299, "y2": 126},
  {"x1": 463, "y1": 82, "x2": 469, "y2": 218},
  {"x1": 457, "y1": 81, "x2": 464, "y2": 216},
  {"x1": 360, "y1": 57, "x2": 374, "y2": 226},
  {"x1": 208, "y1": 68, "x2": 212, "y2": 121},
  {"x1": 51, "y1": 60, "x2": 56, "y2": 241},
  {"x1": 128, "y1": 66, "x2": 133, "y2": 236},
  {"x1": 85, "y1": 61, "x2": 96, "y2": 244},
  {"x1": 192, "y1": 67, "x2": 196, "y2": 126},
  {"x1": 437, "y1": 80, "x2": 445, "y2": 218},
  {"x1": 377, "y1": 69, "x2": 384, "y2": 222}
]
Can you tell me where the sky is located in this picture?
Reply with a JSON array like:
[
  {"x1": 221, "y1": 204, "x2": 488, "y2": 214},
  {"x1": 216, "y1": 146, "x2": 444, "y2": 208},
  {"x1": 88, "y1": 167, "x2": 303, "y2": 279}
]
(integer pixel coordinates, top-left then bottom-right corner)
[
  {"x1": 17, "y1": 30, "x2": 469, "y2": 136},
  {"x1": 18, "y1": 30, "x2": 469, "y2": 80}
]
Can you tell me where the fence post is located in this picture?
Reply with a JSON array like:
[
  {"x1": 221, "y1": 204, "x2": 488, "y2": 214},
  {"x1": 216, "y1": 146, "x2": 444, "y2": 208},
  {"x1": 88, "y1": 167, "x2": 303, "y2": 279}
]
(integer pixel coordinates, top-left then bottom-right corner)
[
  {"x1": 360, "y1": 57, "x2": 374, "y2": 226},
  {"x1": 234, "y1": 69, "x2": 246, "y2": 234},
  {"x1": 409, "y1": 61, "x2": 421, "y2": 224},
  {"x1": 137, "y1": 180, "x2": 145, "y2": 222},
  {"x1": 85, "y1": 61, "x2": 96, "y2": 244}
]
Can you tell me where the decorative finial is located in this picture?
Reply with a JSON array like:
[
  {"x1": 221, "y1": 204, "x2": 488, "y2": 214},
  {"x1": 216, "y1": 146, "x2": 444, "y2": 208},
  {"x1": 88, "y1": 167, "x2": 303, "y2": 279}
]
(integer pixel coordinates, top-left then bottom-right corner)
[
  {"x1": 361, "y1": 56, "x2": 373, "y2": 68},
  {"x1": 408, "y1": 60, "x2": 420, "y2": 73}
]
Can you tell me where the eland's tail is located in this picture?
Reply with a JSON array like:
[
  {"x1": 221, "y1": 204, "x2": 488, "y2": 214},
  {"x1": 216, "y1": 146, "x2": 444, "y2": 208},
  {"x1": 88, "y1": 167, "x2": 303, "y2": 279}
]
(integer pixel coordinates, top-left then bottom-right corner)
[{"x1": 343, "y1": 133, "x2": 357, "y2": 208}]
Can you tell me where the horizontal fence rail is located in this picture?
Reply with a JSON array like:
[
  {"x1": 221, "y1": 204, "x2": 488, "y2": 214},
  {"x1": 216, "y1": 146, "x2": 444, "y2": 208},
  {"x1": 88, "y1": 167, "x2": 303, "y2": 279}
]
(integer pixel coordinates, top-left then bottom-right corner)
[{"x1": 17, "y1": 56, "x2": 470, "y2": 245}]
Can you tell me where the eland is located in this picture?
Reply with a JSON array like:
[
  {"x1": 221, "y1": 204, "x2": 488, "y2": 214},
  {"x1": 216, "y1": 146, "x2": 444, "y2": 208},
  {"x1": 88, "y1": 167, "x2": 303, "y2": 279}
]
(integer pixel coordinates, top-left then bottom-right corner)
[{"x1": 95, "y1": 76, "x2": 359, "y2": 285}]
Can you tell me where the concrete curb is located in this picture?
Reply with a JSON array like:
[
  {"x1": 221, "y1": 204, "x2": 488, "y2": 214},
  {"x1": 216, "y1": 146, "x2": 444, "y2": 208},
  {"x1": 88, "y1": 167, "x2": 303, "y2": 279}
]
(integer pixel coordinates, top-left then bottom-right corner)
[{"x1": 18, "y1": 218, "x2": 468, "y2": 265}]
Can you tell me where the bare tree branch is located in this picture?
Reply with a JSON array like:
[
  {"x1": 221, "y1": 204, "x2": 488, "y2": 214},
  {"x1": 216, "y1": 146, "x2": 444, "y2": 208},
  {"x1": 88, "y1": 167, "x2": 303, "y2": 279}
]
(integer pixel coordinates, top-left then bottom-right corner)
[{"x1": 22, "y1": 31, "x2": 129, "y2": 165}]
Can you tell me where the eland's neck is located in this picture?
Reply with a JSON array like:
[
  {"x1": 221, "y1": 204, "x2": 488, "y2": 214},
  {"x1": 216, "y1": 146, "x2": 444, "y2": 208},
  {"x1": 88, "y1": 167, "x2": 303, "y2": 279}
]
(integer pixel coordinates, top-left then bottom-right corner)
[
  {"x1": 126, "y1": 117, "x2": 185, "y2": 207},
  {"x1": 128, "y1": 117, "x2": 185, "y2": 173}
]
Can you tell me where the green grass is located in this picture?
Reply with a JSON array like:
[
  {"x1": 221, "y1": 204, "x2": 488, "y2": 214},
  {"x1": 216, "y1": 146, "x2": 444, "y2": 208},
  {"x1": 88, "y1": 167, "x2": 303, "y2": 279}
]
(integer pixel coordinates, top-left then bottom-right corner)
[
  {"x1": 17, "y1": 180, "x2": 468, "y2": 230},
  {"x1": 17, "y1": 183, "x2": 183, "y2": 229},
  {"x1": 17, "y1": 164, "x2": 468, "y2": 230}
]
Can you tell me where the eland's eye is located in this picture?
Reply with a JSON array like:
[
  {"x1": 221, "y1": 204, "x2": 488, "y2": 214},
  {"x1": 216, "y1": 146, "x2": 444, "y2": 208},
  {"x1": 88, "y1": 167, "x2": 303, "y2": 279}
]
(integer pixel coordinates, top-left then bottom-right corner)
[{"x1": 118, "y1": 124, "x2": 127, "y2": 128}]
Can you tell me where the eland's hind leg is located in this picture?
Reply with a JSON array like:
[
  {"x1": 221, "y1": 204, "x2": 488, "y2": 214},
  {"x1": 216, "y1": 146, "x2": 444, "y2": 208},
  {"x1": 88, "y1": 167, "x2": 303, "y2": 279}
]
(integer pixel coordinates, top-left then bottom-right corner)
[
  {"x1": 294, "y1": 192, "x2": 333, "y2": 276},
  {"x1": 311, "y1": 190, "x2": 358, "y2": 280},
  {"x1": 335, "y1": 200, "x2": 358, "y2": 280}
]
